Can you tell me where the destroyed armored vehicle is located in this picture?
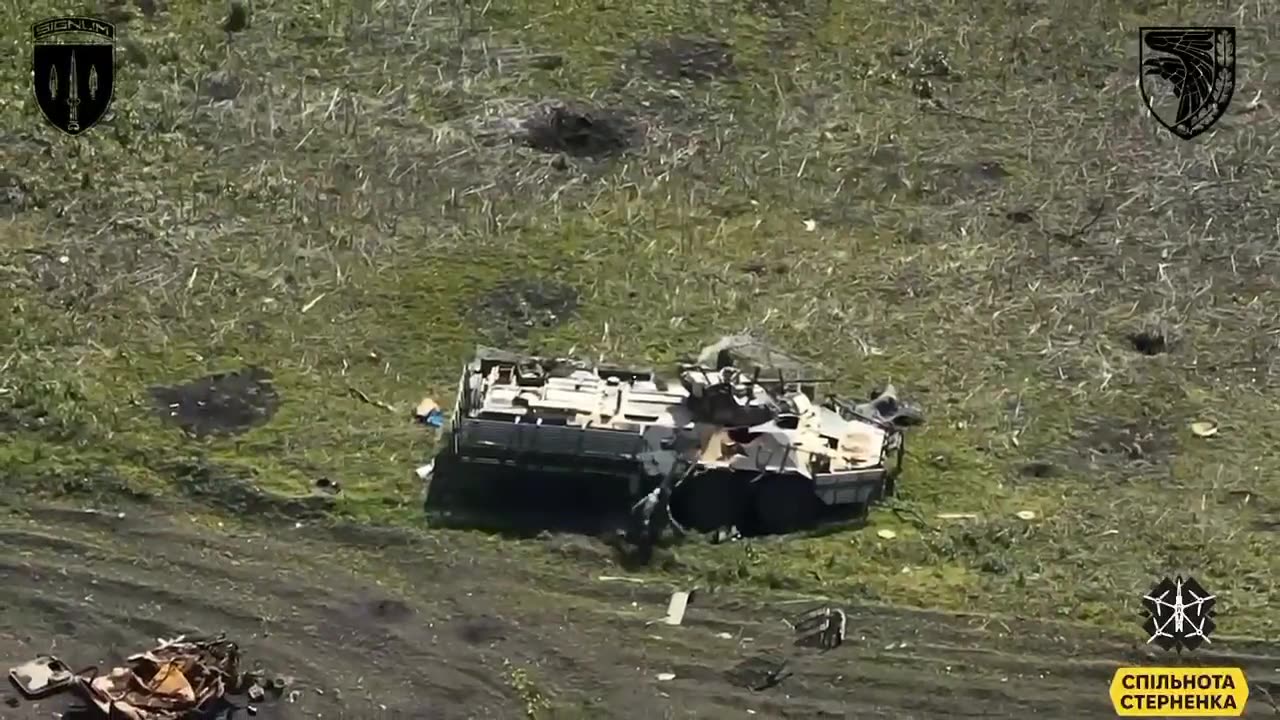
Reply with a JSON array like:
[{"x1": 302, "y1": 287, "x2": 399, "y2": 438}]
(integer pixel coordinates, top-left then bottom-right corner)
[{"x1": 424, "y1": 338, "x2": 923, "y2": 536}]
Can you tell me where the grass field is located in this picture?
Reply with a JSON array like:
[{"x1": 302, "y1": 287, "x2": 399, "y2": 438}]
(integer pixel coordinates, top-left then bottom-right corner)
[{"x1": 2, "y1": 0, "x2": 1277, "y2": 651}]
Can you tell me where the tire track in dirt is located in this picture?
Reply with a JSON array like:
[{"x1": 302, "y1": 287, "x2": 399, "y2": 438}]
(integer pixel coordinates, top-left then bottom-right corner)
[
  {"x1": 426, "y1": 541, "x2": 1280, "y2": 718},
  {"x1": 1, "y1": 502, "x2": 1277, "y2": 719},
  {"x1": 0, "y1": 506, "x2": 518, "y2": 719},
  {"x1": 470, "y1": 573, "x2": 1102, "y2": 718}
]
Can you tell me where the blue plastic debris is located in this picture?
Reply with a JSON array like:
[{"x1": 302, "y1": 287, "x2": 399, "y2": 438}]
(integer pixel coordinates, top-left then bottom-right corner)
[{"x1": 414, "y1": 397, "x2": 445, "y2": 428}]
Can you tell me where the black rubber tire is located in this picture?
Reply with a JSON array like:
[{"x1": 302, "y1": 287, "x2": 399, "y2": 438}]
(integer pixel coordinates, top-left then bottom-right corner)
[
  {"x1": 753, "y1": 475, "x2": 820, "y2": 535},
  {"x1": 671, "y1": 472, "x2": 749, "y2": 533}
]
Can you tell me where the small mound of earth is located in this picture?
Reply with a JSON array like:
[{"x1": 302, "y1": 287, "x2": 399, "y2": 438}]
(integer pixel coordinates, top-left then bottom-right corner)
[
  {"x1": 642, "y1": 36, "x2": 736, "y2": 82},
  {"x1": 523, "y1": 104, "x2": 637, "y2": 158},
  {"x1": 472, "y1": 278, "x2": 580, "y2": 342},
  {"x1": 149, "y1": 367, "x2": 280, "y2": 438}
]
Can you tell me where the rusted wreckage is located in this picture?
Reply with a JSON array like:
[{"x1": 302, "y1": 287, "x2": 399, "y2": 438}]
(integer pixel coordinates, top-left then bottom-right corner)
[
  {"x1": 7, "y1": 635, "x2": 265, "y2": 720},
  {"x1": 424, "y1": 336, "x2": 924, "y2": 537}
]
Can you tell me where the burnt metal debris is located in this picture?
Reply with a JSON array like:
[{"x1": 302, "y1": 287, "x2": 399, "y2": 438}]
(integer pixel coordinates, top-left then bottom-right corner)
[
  {"x1": 423, "y1": 336, "x2": 925, "y2": 544},
  {"x1": 725, "y1": 655, "x2": 792, "y2": 692},
  {"x1": 8, "y1": 655, "x2": 74, "y2": 698},
  {"x1": 792, "y1": 606, "x2": 847, "y2": 650},
  {"x1": 6, "y1": 634, "x2": 284, "y2": 720}
]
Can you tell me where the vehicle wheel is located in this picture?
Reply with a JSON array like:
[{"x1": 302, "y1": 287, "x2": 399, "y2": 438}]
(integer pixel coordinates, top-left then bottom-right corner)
[
  {"x1": 671, "y1": 472, "x2": 748, "y2": 533},
  {"x1": 753, "y1": 475, "x2": 819, "y2": 535}
]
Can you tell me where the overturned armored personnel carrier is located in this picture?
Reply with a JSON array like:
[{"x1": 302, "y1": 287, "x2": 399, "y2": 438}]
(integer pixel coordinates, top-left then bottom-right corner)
[{"x1": 424, "y1": 338, "x2": 923, "y2": 536}]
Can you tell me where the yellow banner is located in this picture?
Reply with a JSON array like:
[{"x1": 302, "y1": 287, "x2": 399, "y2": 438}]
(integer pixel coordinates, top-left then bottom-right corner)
[{"x1": 1110, "y1": 667, "x2": 1248, "y2": 716}]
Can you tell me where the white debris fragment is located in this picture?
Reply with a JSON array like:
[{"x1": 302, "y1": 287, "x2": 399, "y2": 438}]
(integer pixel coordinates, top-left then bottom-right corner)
[
  {"x1": 876, "y1": 529, "x2": 897, "y2": 540},
  {"x1": 663, "y1": 591, "x2": 691, "y2": 626},
  {"x1": 1015, "y1": 510, "x2": 1037, "y2": 521},
  {"x1": 936, "y1": 512, "x2": 979, "y2": 520},
  {"x1": 301, "y1": 292, "x2": 326, "y2": 313},
  {"x1": 656, "y1": 672, "x2": 676, "y2": 681},
  {"x1": 415, "y1": 462, "x2": 435, "y2": 481},
  {"x1": 803, "y1": 219, "x2": 817, "y2": 232},
  {"x1": 1190, "y1": 420, "x2": 1219, "y2": 438}
]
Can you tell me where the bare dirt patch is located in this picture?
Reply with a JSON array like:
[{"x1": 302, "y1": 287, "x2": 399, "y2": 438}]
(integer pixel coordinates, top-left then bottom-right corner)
[
  {"x1": 456, "y1": 615, "x2": 512, "y2": 646},
  {"x1": 148, "y1": 367, "x2": 280, "y2": 438},
  {"x1": 641, "y1": 36, "x2": 736, "y2": 82},
  {"x1": 1069, "y1": 416, "x2": 1176, "y2": 474},
  {"x1": 523, "y1": 104, "x2": 639, "y2": 158},
  {"x1": 1017, "y1": 460, "x2": 1064, "y2": 480},
  {"x1": 4, "y1": 502, "x2": 1276, "y2": 720},
  {"x1": 471, "y1": 277, "x2": 581, "y2": 344}
]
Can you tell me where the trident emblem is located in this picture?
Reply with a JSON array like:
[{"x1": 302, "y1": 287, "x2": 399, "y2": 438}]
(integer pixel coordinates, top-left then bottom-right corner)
[{"x1": 67, "y1": 50, "x2": 80, "y2": 132}]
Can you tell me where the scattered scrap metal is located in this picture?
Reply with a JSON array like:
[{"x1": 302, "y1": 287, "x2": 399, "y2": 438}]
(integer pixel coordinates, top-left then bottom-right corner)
[
  {"x1": 659, "y1": 589, "x2": 695, "y2": 626},
  {"x1": 8, "y1": 655, "x2": 73, "y2": 698},
  {"x1": 792, "y1": 605, "x2": 847, "y2": 650},
  {"x1": 6, "y1": 634, "x2": 284, "y2": 719},
  {"x1": 726, "y1": 655, "x2": 792, "y2": 692},
  {"x1": 713, "y1": 605, "x2": 850, "y2": 696}
]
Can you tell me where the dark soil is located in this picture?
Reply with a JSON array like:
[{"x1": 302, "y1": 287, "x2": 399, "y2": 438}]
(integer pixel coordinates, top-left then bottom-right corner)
[
  {"x1": 471, "y1": 277, "x2": 581, "y2": 343},
  {"x1": 1018, "y1": 460, "x2": 1063, "y2": 480},
  {"x1": 1, "y1": 501, "x2": 1276, "y2": 720},
  {"x1": 1127, "y1": 330, "x2": 1168, "y2": 356},
  {"x1": 523, "y1": 105, "x2": 637, "y2": 158},
  {"x1": 168, "y1": 458, "x2": 334, "y2": 517},
  {"x1": 148, "y1": 367, "x2": 280, "y2": 438},
  {"x1": 642, "y1": 36, "x2": 736, "y2": 82},
  {"x1": 1070, "y1": 416, "x2": 1175, "y2": 473}
]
